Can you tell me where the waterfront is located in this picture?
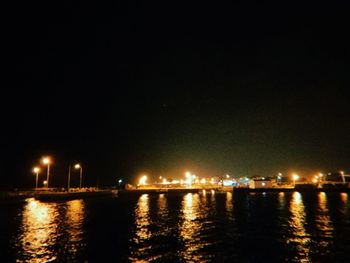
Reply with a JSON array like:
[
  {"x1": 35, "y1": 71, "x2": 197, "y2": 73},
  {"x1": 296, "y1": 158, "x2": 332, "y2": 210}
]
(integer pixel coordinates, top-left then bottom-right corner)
[{"x1": 1, "y1": 191, "x2": 350, "y2": 262}]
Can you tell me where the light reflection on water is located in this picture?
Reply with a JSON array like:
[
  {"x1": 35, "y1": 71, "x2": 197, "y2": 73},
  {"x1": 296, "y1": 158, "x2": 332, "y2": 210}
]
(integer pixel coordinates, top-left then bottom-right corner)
[
  {"x1": 5, "y1": 192, "x2": 350, "y2": 262},
  {"x1": 226, "y1": 192, "x2": 233, "y2": 221},
  {"x1": 17, "y1": 198, "x2": 59, "y2": 263},
  {"x1": 315, "y1": 192, "x2": 334, "y2": 254},
  {"x1": 15, "y1": 198, "x2": 86, "y2": 263},
  {"x1": 134, "y1": 194, "x2": 151, "y2": 243},
  {"x1": 288, "y1": 192, "x2": 311, "y2": 262},
  {"x1": 129, "y1": 194, "x2": 152, "y2": 263},
  {"x1": 64, "y1": 199, "x2": 86, "y2": 260},
  {"x1": 180, "y1": 193, "x2": 207, "y2": 262},
  {"x1": 340, "y1": 193, "x2": 348, "y2": 215}
]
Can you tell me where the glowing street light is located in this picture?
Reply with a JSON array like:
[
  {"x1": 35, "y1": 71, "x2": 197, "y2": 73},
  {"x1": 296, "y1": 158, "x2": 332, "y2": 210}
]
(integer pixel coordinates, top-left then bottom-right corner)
[
  {"x1": 139, "y1": 175, "x2": 147, "y2": 186},
  {"x1": 293, "y1": 174, "x2": 299, "y2": 187},
  {"x1": 162, "y1": 178, "x2": 168, "y2": 184},
  {"x1": 277, "y1": 173, "x2": 283, "y2": 184},
  {"x1": 185, "y1": 171, "x2": 193, "y2": 186},
  {"x1": 43, "y1": 180, "x2": 47, "y2": 187},
  {"x1": 74, "y1": 164, "x2": 83, "y2": 189},
  {"x1": 319, "y1": 173, "x2": 324, "y2": 182},
  {"x1": 41, "y1": 157, "x2": 51, "y2": 188},
  {"x1": 32, "y1": 166, "x2": 40, "y2": 190}
]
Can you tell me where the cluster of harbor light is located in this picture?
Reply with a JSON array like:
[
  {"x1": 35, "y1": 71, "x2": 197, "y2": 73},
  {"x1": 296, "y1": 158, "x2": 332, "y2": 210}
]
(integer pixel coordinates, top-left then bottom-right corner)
[
  {"x1": 136, "y1": 170, "x2": 348, "y2": 189},
  {"x1": 31, "y1": 156, "x2": 84, "y2": 190},
  {"x1": 137, "y1": 171, "x2": 232, "y2": 187}
]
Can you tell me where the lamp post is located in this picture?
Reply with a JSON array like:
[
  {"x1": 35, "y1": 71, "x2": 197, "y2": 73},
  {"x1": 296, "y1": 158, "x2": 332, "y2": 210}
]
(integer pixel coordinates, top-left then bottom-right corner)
[
  {"x1": 33, "y1": 167, "x2": 40, "y2": 191},
  {"x1": 75, "y1": 164, "x2": 83, "y2": 189},
  {"x1": 42, "y1": 157, "x2": 51, "y2": 189},
  {"x1": 67, "y1": 164, "x2": 71, "y2": 192},
  {"x1": 340, "y1": 171, "x2": 345, "y2": 183}
]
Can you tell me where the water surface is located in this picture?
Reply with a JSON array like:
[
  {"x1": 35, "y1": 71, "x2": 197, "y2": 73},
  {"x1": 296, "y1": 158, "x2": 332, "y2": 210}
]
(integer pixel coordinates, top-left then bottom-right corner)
[{"x1": 1, "y1": 191, "x2": 350, "y2": 262}]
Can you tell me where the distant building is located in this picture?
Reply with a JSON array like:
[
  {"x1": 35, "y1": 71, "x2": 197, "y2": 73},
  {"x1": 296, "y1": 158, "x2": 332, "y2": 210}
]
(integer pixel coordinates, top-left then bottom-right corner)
[
  {"x1": 249, "y1": 179, "x2": 274, "y2": 189},
  {"x1": 324, "y1": 173, "x2": 345, "y2": 183}
]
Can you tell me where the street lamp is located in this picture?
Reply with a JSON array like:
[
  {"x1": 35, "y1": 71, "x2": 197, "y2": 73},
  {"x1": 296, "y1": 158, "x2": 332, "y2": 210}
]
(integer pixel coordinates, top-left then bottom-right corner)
[
  {"x1": 32, "y1": 167, "x2": 40, "y2": 191},
  {"x1": 42, "y1": 157, "x2": 51, "y2": 189},
  {"x1": 75, "y1": 164, "x2": 83, "y2": 189},
  {"x1": 340, "y1": 171, "x2": 345, "y2": 183}
]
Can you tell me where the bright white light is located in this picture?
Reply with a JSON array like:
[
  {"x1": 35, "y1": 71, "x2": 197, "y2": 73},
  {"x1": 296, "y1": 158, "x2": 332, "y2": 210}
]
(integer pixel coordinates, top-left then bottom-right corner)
[
  {"x1": 42, "y1": 157, "x2": 50, "y2": 165},
  {"x1": 223, "y1": 179, "x2": 233, "y2": 186},
  {"x1": 139, "y1": 175, "x2": 147, "y2": 185},
  {"x1": 162, "y1": 178, "x2": 169, "y2": 184}
]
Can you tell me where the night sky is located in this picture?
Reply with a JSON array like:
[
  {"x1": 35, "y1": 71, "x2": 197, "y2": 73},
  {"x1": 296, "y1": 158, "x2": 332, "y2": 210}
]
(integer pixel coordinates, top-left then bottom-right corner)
[{"x1": 2, "y1": 1, "x2": 349, "y2": 188}]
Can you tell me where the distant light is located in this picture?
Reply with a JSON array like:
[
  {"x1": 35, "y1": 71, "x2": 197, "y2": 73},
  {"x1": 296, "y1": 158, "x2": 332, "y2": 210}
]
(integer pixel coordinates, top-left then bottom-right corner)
[
  {"x1": 200, "y1": 178, "x2": 206, "y2": 184},
  {"x1": 162, "y1": 178, "x2": 169, "y2": 184},
  {"x1": 159, "y1": 176, "x2": 162, "y2": 180},
  {"x1": 262, "y1": 177, "x2": 265, "y2": 180},
  {"x1": 312, "y1": 178, "x2": 318, "y2": 183},
  {"x1": 33, "y1": 167, "x2": 40, "y2": 173},
  {"x1": 226, "y1": 174, "x2": 230, "y2": 178},
  {"x1": 139, "y1": 175, "x2": 147, "y2": 186},
  {"x1": 223, "y1": 179, "x2": 233, "y2": 186},
  {"x1": 74, "y1": 164, "x2": 81, "y2": 169},
  {"x1": 42, "y1": 157, "x2": 51, "y2": 165},
  {"x1": 118, "y1": 179, "x2": 122, "y2": 183},
  {"x1": 43, "y1": 180, "x2": 47, "y2": 185},
  {"x1": 293, "y1": 174, "x2": 299, "y2": 181},
  {"x1": 262, "y1": 183, "x2": 266, "y2": 186}
]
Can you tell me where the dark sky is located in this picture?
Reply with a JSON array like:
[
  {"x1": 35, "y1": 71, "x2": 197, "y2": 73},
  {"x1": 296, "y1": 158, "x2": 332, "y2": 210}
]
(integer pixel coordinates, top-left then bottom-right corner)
[{"x1": 1, "y1": 1, "x2": 350, "y2": 188}]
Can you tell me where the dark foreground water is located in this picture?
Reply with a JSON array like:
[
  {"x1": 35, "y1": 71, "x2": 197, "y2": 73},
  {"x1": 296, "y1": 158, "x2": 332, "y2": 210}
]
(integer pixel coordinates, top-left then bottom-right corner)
[{"x1": 1, "y1": 191, "x2": 350, "y2": 262}]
